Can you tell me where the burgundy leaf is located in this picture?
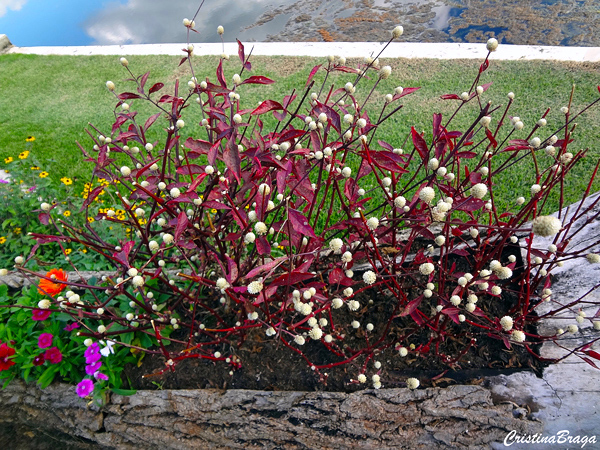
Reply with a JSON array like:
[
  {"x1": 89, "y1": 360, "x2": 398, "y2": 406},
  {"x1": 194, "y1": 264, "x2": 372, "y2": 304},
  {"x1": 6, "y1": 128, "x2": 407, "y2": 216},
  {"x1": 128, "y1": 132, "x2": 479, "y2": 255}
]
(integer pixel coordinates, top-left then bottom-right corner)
[
  {"x1": 433, "y1": 113, "x2": 442, "y2": 139},
  {"x1": 392, "y1": 87, "x2": 420, "y2": 100},
  {"x1": 485, "y1": 129, "x2": 497, "y2": 149},
  {"x1": 377, "y1": 140, "x2": 393, "y2": 151},
  {"x1": 113, "y1": 240, "x2": 135, "y2": 266},
  {"x1": 411, "y1": 126, "x2": 429, "y2": 161},
  {"x1": 223, "y1": 137, "x2": 241, "y2": 182},
  {"x1": 256, "y1": 236, "x2": 271, "y2": 255},
  {"x1": 185, "y1": 137, "x2": 212, "y2": 155},
  {"x1": 328, "y1": 268, "x2": 354, "y2": 286},
  {"x1": 240, "y1": 76, "x2": 275, "y2": 86},
  {"x1": 111, "y1": 115, "x2": 128, "y2": 134},
  {"x1": 144, "y1": 112, "x2": 162, "y2": 131},
  {"x1": 479, "y1": 59, "x2": 489, "y2": 73},
  {"x1": 288, "y1": 208, "x2": 317, "y2": 238},
  {"x1": 118, "y1": 92, "x2": 142, "y2": 100},
  {"x1": 176, "y1": 164, "x2": 205, "y2": 175},
  {"x1": 202, "y1": 200, "x2": 231, "y2": 210},
  {"x1": 440, "y1": 94, "x2": 461, "y2": 100},
  {"x1": 139, "y1": 71, "x2": 150, "y2": 90},
  {"x1": 400, "y1": 296, "x2": 423, "y2": 316},
  {"x1": 217, "y1": 59, "x2": 226, "y2": 87},
  {"x1": 236, "y1": 39, "x2": 245, "y2": 63},
  {"x1": 80, "y1": 186, "x2": 105, "y2": 211},
  {"x1": 306, "y1": 64, "x2": 322, "y2": 87},
  {"x1": 251, "y1": 100, "x2": 284, "y2": 115},
  {"x1": 149, "y1": 82, "x2": 164, "y2": 94},
  {"x1": 38, "y1": 212, "x2": 50, "y2": 225},
  {"x1": 270, "y1": 271, "x2": 314, "y2": 287},
  {"x1": 174, "y1": 211, "x2": 188, "y2": 242},
  {"x1": 246, "y1": 256, "x2": 288, "y2": 279}
]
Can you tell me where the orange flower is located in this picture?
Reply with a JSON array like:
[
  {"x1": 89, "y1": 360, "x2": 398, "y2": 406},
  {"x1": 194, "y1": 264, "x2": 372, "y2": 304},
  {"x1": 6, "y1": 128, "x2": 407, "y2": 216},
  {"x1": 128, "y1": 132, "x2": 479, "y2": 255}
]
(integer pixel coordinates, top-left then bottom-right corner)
[{"x1": 38, "y1": 269, "x2": 68, "y2": 296}]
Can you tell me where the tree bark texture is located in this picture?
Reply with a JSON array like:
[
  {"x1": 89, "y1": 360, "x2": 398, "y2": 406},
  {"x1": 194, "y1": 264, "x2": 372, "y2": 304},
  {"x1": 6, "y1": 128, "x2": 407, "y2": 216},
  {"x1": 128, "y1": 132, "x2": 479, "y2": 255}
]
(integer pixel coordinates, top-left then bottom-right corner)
[{"x1": 0, "y1": 380, "x2": 541, "y2": 449}]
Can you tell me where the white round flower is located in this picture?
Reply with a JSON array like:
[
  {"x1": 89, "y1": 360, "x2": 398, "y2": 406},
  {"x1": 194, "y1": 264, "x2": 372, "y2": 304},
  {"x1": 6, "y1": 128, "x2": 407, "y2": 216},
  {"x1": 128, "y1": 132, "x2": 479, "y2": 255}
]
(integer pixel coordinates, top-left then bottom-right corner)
[
  {"x1": 162, "y1": 233, "x2": 174, "y2": 244},
  {"x1": 366, "y1": 217, "x2": 379, "y2": 230},
  {"x1": 247, "y1": 281, "x2": 263, "y2": 294},
  {"x1": 406, "y1": 378, "x2": 420, "y2": 389},
  {"x1": 205, "y1": 165, "x2": 215, "y2": 175},
  {"x1": 106, "y1": 80, "x2": 115, "y2": 91},
  {"x1": 382, "y1": 177, "x2": 392, "y2": 187},
  {"x1": 398, "y1": 347, "x2": 408, "y2": 357},
  {"x1": 308, "y1": 327, "x2": 323, "y2": 340},
  {"x1": 514, "y1": 121, "x2": 524, "y2": 131},
  {"x1": 149, "y1": 240, "x2": 159, "y2": 252},
  {"x1": 341, "y1": 251, "x2": 353, "y2": 263},
  {"x1": 394, "y1": 196, "x2": 406, "y2": 209},
  {"x1": 495, "y1": 266, "x2": 513, "y2": 280},
  {"x1": 491, "y1": 286, "x2": 502, "y2": 295},
  {"x1": 348, "y1": 300, "x2": 360, "y2": 311},
  {"x1": 341, "y1": 167, "x2": 352, "y2": 178},
  {"x1": 586, "y1": 253, "x2": 600, "y2": 264},
  {"x1": 120, "y1": 166, "x2": 131, "y2": 176},
  {"x1": 330, "y1": 238, "x2": 344, "y2": 253},
  {"x1": 465, "y1": 303, "x2": 476, "y2": 313},
  {"x1": 40, "y1": 202, "x2": 51, "y2": 212},
  {"x1": 294, "y1": 335, "x2": 306, "y2": 345},
  {"x1": 132, "y1": 275, "x2": 144, "y2": 287},
  {"x1": 332, "y1": 298, "x2": 344, "y2": 309},
  {"x1": 435, "y1": 235, "x2": 446, "y2": 246},
  {"x1": 38, "y1": 299, "x2": 51, "y2": 309},
  {"x1": 511, "y1": 330, "x2": 526, "y2": 342},
  {"x1": 379, "y1": 66, "x2": 392, "y2": 79},
  {"x1": 216, "y1": 278, "x2": 230, "y2": 290},
  {"x1": 500, "y1": 316, "x2": 513, "y2": 331},
  {"x1": 419, "y1": 186, "x2": 435, "y2": 204},
  {"x1": 529, "y1": 137, "x2": 541, "y2": 148},
  {"x1": 470, "y1": 183, "x2": 488, "y2": 199},
  {"x1": 507, "y1": 92, "x2": 515, "y2": 99},
  {"x1": 14, "y1": 256, "x2": 24, "y2": 265},
  {"x1": 363, "y1": 271, "x2": 377, "y2": 285},
  {"x1": 532, "y1": 215, "x2": 561, "y2": 237},
  {"x1": 392, "y1": 25, "x2": 404, "y2": 38},
  {"x1": 427, "y1": 158, "x2": 439, "y2": 171},
  {"x1": 254, "y1": 222, "x2": 267, "y2": 235},
  {"x1": 486, "y1": 38, "x2": 499, "y2": 52},
  {"x1": 419, "y1": 263, "x2": 435, "y2": 275},
  {"x1": 343, "y1": 287, "x2": 354, "y2": 297},
  {"x1": 244, "y1": 232, "x2": 256, "y2": 244},
  {"x1": 450, "y1": 295, "x2": 461, "y2": 306},
  {"x1": 357, "y1": 373, "x2": 367, "y2": 383}
]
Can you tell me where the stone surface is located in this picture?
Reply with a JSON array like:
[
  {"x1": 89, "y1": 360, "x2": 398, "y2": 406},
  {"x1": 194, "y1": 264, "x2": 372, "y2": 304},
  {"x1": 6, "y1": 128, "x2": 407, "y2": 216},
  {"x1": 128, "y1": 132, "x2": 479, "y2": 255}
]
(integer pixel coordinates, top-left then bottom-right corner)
[
  {"x1": 0, "y1": 34, "x2": 12, "y2": 53},
  {"x1": 0, "y1": 380, "x2": 542, "y2": 449}
]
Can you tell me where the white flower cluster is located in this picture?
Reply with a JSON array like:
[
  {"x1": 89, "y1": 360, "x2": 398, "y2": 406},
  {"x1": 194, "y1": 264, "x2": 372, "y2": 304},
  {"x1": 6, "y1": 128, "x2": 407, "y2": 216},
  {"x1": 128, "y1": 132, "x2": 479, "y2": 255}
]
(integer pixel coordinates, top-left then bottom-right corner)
[
  {"x1": 500, "y1": 316, "x2": 513, "y2": 331},
  {"x1": 532, "y1": 215, "x2": 562, "y2": 237},
  {"x1": 363, "y1": 270, "x2": 377, "y2": 285},
  {"x1": 247, "y1": 280, "x2": 263, "y2": 294},
  {"x1": 419, "y1": 262, "x2": 435, "y2": 275},
  {"x1": 329, "y1": 238, "x2": 343, "y2": 254}
]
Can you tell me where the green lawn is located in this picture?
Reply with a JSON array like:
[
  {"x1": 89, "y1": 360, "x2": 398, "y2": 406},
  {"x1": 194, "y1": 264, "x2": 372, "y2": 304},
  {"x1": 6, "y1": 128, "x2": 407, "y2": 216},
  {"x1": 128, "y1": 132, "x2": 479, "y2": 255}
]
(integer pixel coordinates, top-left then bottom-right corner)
[{"x1": 1, "y1": 52, "x2": 599, "y2": 211}]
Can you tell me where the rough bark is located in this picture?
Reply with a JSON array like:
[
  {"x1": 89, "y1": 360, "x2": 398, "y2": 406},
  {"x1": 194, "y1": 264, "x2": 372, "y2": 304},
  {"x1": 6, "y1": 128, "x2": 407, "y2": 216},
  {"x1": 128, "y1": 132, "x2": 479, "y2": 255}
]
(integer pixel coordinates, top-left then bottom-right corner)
[{"x1": 0, "y1": 380, "x2": 541, "y2": 449}]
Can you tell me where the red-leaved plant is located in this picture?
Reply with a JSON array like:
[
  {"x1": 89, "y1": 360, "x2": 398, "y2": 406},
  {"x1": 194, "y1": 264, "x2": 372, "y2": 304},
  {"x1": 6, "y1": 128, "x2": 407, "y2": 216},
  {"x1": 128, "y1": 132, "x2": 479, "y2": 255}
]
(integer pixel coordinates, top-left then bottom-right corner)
[{"x1": 12, "y1": 5, "x2": 600, "y2": 392}]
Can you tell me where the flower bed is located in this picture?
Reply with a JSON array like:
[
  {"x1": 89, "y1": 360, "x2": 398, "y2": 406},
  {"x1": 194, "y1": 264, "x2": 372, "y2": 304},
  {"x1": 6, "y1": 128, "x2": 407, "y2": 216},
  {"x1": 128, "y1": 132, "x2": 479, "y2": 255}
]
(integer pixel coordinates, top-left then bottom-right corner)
[{"x1": 1, "y1": 3, "x2": 600, "y2": 407}]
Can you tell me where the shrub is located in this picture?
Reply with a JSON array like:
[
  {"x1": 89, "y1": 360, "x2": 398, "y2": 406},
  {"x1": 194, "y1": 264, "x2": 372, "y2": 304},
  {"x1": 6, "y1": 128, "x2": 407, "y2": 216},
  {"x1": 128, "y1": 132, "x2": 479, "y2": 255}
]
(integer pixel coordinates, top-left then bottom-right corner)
[{"x1": 2, "y1": 13, "x2": 600, "y2": 395}]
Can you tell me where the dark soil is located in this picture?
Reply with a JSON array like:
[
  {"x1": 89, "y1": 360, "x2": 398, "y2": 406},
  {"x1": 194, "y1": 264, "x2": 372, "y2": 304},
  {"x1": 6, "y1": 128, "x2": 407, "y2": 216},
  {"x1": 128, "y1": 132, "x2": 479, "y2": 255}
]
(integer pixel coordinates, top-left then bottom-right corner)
[{"x1": 123, "y1": 243, "x2": 549, "y2": 393}]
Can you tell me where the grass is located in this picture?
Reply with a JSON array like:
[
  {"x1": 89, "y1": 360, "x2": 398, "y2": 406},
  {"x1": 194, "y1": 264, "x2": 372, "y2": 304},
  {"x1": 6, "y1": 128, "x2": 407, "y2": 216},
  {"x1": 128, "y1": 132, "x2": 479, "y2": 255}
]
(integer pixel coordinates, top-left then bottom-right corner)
[{"x1": 1, "y1": 52, "x2": 599, "y2": 213}]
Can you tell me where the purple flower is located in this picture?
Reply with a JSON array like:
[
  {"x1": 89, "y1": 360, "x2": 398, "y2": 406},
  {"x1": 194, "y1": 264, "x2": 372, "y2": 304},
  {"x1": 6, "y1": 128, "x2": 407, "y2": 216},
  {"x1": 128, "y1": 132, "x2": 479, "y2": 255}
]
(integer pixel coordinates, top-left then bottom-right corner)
[
  {"x1": 0, "y1": 179, "x2": 9, "y2": 184},
  {"x1": 94, "y1": 371, "x2": 108, "y2": 381},
  {"x1": 84, "y1": 343, "x2": 101, "y2": 364},
  {"x1": 43, "y1": 347, "x2": 62, "y2": 364},
  {"x1": 85, "y1": 361, "x2": 102, "y2": 375},
  {"x1": 37, "y1": 333, "x2": 53, "y2": 349},
  {"x1": 64, "y1": 322, "x2": 80, "y2": 332},
  {"x1": 76, "y1": 379, "x2": 94, "y2": 398},
  {"x1": 32, "y1": 309, "x2": 52, "y2": 321}
]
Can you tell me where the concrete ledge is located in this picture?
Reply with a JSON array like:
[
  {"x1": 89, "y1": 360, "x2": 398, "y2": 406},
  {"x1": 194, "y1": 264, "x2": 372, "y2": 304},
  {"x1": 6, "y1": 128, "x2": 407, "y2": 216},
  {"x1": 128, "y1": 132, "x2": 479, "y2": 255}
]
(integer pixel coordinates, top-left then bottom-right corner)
[{"x1": 5, "y1": 41, "x2": 600, "y2": 62}]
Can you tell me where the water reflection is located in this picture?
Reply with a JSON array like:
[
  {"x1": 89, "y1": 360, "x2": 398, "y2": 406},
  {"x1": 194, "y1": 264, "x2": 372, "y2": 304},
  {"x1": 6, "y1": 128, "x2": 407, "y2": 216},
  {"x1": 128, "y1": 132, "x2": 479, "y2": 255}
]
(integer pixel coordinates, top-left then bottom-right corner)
[{"x1": 1, "y1": 0, "x2": 599, "y2": 47}]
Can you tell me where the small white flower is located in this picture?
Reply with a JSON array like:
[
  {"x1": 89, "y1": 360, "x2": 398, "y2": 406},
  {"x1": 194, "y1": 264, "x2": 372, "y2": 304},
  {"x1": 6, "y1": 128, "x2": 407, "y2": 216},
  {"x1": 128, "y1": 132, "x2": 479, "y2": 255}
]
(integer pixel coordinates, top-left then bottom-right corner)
[
  {"x1": 457, "y1": 276, "x2": 467, "y2": 286},
  {"x1": 216, "y1": 278, "x2": 230, "y2": 290},
  {"x1": 244, "y1": 232, "x2": 256, "y2": 244},
  {"x1": 132, "y1": 275, "x2": 144, "y2": 287},
  {"x1": 406, "y1": 378, "x2": 420, "y2": 389},
  {"x1": 511, "y1": 330, "x2": 526, "y2": 342},
  {"x1": 38, "y1": 299, "x2": 51, "y2": 309},
  {"x1": 330, "y1": 238, "x2": 344, "y2": 253},
  {"x1": 398, "y1": 347, "x2": 408, "y2": 357},
  {"x1": 419, "y1": 186, "x2": 435, "y2": 204},
  {"x1": 379, "y1": 66, "x2": 392, "y2": 79},
  {"x1": 163, "y1": 233, "x2": 174, "y2": 244},
  {"x1": 537, "y1": 118, "x2": 547, "y2": 127},
  {"x1": 294, "y1": 335, "x2": 306, "y2": 345},
  {"x1": 40, "y1": 202, "x2": 51, "y2": 211},
  {"x1": 529, "y1": 137, "x2": 541, "y2": 148},
  {"x1": 357, "y1": 373, "x2": 367, "y2": 383},
  {"x1": 495, "y1": 267, "x2": 513, "y2": 280},
  {"x1": 106, "y1": 80, "x2": 115, "y2": 91},
  {"x1": 341, "y1": 167, "x2": 352, "y2": 178},
  {"x1": 247, "y1": 281, "x2": 263, "y2": 294},
  {"x1": 168, "y1": 188, "x2": 180, "y2": 199},
  {"x1": 100, "y1": 340, "x2": 116, "y2": 357},
  {"x1": 0, "y1": 269, "x2": 7, "y2": 276},
  {"x1": 341, "y1": 251, "x2": 353, "y2": 263},
  {"x1": 427, "y1": 158, "x2": 439, "y2": 171},
  {"x1": 486, "y1": 38, "x2": 499, "y2": 52},
  {"x1": 97, "y1": 325, "x2": 107, "y2": 334},
  {"x1": 435, "y1": 235, "x2": 446, "y2": 246},
  {"x1": 450, "y1": 295, "x2": 461, "y2": 306},
  {"x1": 363, "y1": 271, "x2": 377, "y2": 285},
  {"x1": 514, "y1": 121, "x2": 524, "y2": 131},
  {"x1": 561, "y1": 106, "x2": 569, "y2": 114},
  {"x1": 254, "y1": 222, "x2": 267, "y2": 235},
  {"x1": 532, "y1": 215, "x2": 561, "y2": 237},
  {"x1": 14, "y1": 256, "x2": 24, "y2": 265},
  {"x1": 308, "y1": 327, "x2": 323, "y2": 340},
  {"x1": 470, "y1": 183, "x2": 488, "y2": 199},
  {"x1": 266, "y1": 327, "x2": 276, "y2": 337},
  {"x1": 491, "y1": 286, "x2": 502, "y2": 295},
  {"x1": 419, "y1": 263, "x2": 435, "y2": 275},
  {"x1": 120, "y1": 166, "x2": 131, "y2": 176},
  {"x1": 348, "y1": 299, "x2": 360, "y2": 311},
  {"x1": 205, "y1": 165, "x2": 215, "y2": 175},
  {"x1": 394, "y1": 196, "x2": 406, "y2": 209},
  {"x1": 465, "y1": 303, "x2": 476, "y2": 313},
  {"x1": 423, "y1": 289, "x2": 432, "y2": 298},
  {"x1": 332, "y1": 298, "x2": 344, "y2": 309},
  {"x1": 217, "y1": 25, "x2": 224, "y2": 35},
  {"x1": 460, "y1": 92, "x2": 469, "y2": 101},
  {"x1": 586, "y1": 253, "x2": 600, "y2": 263},
  {"x1": 366, "y1": 217, "x2": 379, "y2": 230},
  {"x1": 500, "y1": 316, "x2": 513, "y2": 331},
  {"x1": 382, "y1": 177, "x2": 392, "y2": 187},
  {"x1": 392, "y1": 25, "x2": 404, "y2": 38},
  {"x1": 507, "y1": 92, "x2": 515, "y2": 99},
  {"x1": 343, "y1": 287, "x2": 354, "y2": 297},
  {"x1": 567, "y1": 324, "x2": 578, "y2": 333}
]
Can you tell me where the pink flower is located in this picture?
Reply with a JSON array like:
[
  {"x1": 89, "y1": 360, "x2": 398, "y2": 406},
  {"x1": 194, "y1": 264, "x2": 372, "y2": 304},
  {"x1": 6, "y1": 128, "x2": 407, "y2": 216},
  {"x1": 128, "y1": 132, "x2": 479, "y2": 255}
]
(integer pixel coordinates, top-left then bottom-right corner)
[
  {"x1": 76, "y1": 379, "x2": 94, "y2": 398},
  {"x1": 43, "y1": 347, "x2": 62, "y2": 364},
  {"x1": 94, "y1": 372, "x2": 108, "y2": 381},
  {"x1": 64, "y1": 322, "x2": 80, "y2": 332},
  {"x1": 85, "y1": 361, "x2": 102, "y2": 375},
  {"x1": 38, "y1": 333, "x2": 53, "y2": 349},
  {"x1": 32, "y1": 309, "x2": 52, "y2": 321}
]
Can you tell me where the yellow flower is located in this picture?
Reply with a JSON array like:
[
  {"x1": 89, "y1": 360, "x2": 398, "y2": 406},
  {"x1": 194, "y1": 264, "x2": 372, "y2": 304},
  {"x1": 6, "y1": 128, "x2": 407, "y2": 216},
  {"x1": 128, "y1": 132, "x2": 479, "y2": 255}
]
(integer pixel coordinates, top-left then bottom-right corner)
[
  {"x1": 211, "y1": 208, "x2": 217, "y2": 214},
  {"x1": 63, "y1": 210, "x2": 71, "y2": 217},
  {"x1": 26, "y1": 136, "x2": 35, "y2": 142},
  {"x1": 19, "y1": 151, "x2": 29, "y2": 159},
  {"x1": 87, "y1": 217, "x2": 95, "y2": 223},
  {"x1": 39, "y1": 171, "x2": 49, "y2": 178},
  {"x1": 13, "y1": 227, "x2": 21, "y2": 235},
  {"x1": 61, "y1": 177, "x2": 73, "y2": 186},
  {"x1": 30, "y1": 166, "x2": 40, "y2": 170},
  {"x1": 4, "y1": 157, "x2": 13, "y2": 164},
  {"x1": 0, "y1": 237, "x2": 6, "y2": 244},
  {"x1": 80, "y1": 248, "x2": 87, "y2": 254},
  {"x1": 64, "y1": 248, "x2": 72, "y2": 255}
]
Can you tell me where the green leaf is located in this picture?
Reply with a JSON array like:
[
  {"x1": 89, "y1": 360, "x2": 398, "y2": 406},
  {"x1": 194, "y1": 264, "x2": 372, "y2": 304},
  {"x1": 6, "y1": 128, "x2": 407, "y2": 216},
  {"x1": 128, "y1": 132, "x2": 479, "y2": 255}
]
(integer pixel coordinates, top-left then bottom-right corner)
[{"x1": 111, "y1": 388, "x2": 137, "y2": 396}]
